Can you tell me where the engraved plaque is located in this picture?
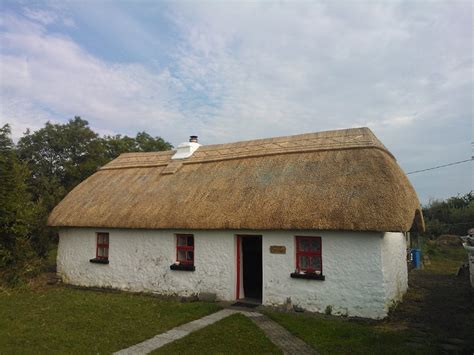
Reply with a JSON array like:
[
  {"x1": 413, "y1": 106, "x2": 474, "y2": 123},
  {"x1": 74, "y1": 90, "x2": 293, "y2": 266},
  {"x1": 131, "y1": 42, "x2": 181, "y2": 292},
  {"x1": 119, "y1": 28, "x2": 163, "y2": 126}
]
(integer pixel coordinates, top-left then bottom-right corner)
[{"x1": 270, "y1": 246, "x2": 286, "y2": 254}]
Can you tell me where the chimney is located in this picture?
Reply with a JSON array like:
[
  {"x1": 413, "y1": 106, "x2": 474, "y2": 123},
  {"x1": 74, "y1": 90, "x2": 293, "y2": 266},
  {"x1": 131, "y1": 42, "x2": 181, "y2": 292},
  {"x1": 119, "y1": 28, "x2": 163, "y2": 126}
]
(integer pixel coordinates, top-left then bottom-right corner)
[{"x1": 171, "y1": 135, "x2": 201, "y2": 160}]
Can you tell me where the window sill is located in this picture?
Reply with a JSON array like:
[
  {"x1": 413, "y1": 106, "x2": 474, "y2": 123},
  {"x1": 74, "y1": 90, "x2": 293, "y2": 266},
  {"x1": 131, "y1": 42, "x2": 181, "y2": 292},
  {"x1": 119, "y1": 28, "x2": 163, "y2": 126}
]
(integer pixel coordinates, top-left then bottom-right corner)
[
  {"x1": 290, "y1": 272, "x2": 325, "y2": 280},
  {"x1": 89, "y1": 258, "x2": 109, "y2": 264},
  {"x1": 170, "y1": 264, "x2": 195, "y2": 271}
]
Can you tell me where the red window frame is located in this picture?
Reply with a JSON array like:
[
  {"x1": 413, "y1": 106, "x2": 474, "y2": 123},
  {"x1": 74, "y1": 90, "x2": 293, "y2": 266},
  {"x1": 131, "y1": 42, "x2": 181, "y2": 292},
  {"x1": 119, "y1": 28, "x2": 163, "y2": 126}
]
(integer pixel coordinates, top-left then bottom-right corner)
[
  {"x1": 176, "y1": 234, "x2": 194, "y2": 265},
  {"x1": 295, "y1": 236, "x2": 322, "y2": 273},
  {"x1": 96, "y1": 233, "x2": 109, "y2": 260}
]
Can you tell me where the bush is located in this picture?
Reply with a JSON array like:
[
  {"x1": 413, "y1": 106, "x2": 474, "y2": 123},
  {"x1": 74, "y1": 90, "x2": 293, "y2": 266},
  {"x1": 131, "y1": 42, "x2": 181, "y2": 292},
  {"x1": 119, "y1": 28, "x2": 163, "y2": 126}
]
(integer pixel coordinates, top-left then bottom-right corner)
[
  {"x1": 422, "y1": 192, "x2": 474, "y2": 238},
  {"x1": 0, "y1": 125, "x2": 43, "y2": 285}
]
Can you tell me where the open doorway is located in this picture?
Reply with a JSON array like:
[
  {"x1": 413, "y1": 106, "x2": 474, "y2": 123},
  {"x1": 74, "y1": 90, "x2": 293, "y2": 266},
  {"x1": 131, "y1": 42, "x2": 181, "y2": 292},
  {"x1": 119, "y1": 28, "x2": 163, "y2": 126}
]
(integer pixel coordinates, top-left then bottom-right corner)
[{"x1": 237, "y1": 235, "x2": 262, "y2": 303}]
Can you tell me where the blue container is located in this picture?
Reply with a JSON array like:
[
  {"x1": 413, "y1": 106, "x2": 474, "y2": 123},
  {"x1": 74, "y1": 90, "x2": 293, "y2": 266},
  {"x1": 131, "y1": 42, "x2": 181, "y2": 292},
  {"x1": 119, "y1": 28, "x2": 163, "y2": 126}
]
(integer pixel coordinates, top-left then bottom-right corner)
[{"x1": 411, "y1": 249, "x2": 421, "y2": 269}]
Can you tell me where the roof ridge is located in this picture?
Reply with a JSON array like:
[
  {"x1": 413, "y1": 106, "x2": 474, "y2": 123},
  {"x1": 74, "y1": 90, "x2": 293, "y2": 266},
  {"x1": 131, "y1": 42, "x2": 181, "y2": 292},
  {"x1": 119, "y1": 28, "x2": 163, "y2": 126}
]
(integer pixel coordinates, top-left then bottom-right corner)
[
  {"x1": 100, "y1": 127, "x2": 393, "y2": 171},
  {"x1": 198, "y1": 127, "x2": 372, "y2": 150}
]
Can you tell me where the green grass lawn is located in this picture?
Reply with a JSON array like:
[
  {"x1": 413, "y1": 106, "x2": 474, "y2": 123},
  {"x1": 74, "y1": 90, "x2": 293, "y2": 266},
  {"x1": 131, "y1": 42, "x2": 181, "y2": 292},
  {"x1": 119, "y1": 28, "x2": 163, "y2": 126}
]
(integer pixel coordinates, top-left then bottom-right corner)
[
  {"x1": 2, "y1": 242, "x2": 470, "y2": 354},
  {"x1": 0, "y1": 286, "x2": 220, "y2": 354},
  {"x1": 265, "y1": 243, "x2": 471, "y2": 354},
  {"x1": 266, "y1": 312, "x2": 434, "y2": 355},
  {"x1": 422, "y1": 242, "x2": 468, "y2": 274},
  {"x1": 152, "y1": 313, "x2": 282, "y2": 355}
]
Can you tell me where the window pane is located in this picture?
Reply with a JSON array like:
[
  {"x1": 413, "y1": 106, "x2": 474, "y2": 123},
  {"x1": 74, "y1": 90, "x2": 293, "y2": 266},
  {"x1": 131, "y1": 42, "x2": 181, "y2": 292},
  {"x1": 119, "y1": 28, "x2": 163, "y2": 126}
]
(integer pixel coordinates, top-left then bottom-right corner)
[
  {"x1": 310, "y1": 256, "x2": 321, "y2": 270},
  {"x1": 299, "y1": 255, "x2": 309, "y2": 269},
  {"x1": 299, "y1": 239, "x2": 310, "y2": 252},
  {"x1": 187, "y1": 237, "x2": 194, "y2": 247},
  {"x1": 104, "y1": 247, "x2": 108, "y2": 257},
  {"x1": 98, "y1": 247, "x2": 104, "y2": 257},
  {"x1": 310, "y1": 239, "x2": 320, "y2": 252},
  {"x1": 98, "y1": 234, "x2": 109, "y2": 244},
  {"x1": 177, "y1": 236, "x2": 187, "y2": 246},
  {"x1": 187, "y1": 251, "x2": 194, "y2": 261},
  {"x1": 178, "y1": 250, "x2": 186, "y2": 261}
]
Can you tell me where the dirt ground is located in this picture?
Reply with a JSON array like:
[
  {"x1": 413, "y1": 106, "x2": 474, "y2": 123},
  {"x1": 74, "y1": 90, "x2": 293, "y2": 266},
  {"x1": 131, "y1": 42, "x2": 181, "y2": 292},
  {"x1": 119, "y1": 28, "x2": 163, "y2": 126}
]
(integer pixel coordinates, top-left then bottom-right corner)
[{"x1": 386, "y1": 267, "x2": 474, "y2": 353}]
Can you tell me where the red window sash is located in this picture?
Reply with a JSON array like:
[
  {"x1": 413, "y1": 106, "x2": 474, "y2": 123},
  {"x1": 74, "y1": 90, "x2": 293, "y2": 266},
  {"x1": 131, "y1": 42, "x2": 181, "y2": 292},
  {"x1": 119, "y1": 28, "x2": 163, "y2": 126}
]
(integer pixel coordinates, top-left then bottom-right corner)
[
  {"x1": 176, "y1": 234, "x2": 194, "y2": 265},
  {"x1": 295, "y1": 236, "x2": 322, "y2": 273},
  {"x1": 96, "y1": 233, "x2": 109, "y2": 260}
]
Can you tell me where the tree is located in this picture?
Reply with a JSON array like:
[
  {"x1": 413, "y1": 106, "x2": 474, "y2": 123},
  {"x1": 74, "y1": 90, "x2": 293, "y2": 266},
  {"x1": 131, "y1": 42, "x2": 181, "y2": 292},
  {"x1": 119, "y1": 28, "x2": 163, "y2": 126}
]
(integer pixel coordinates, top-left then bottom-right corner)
[
  {"x1": 134, "y1": 131, "x2": 172, "y2": 152},
  {"x1": 422, "y1": 192, "x2": 474, "y2": 237},
  {"x1": 17, "y1": 117, "x2": 105, "y2": 201},
  {"x1": 3, "y1": 117, "x2": 173, "y2": 281},
  {"x1": 17, "y1": 117, "x2": 173, "y2": 201},
  {"x1": 0, "y1": 125, "x2": 39, "y2": 281},
  {"x1": 101, "y1": 132, "x2": 173, "y2": 160}
]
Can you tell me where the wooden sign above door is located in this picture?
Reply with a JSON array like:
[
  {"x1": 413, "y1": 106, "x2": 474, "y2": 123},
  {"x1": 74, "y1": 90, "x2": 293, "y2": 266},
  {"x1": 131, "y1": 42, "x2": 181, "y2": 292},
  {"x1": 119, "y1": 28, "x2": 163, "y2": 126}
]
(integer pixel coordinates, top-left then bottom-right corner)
[{"x1": 270, "y1": 246, "x2": 286, "y2": 254}]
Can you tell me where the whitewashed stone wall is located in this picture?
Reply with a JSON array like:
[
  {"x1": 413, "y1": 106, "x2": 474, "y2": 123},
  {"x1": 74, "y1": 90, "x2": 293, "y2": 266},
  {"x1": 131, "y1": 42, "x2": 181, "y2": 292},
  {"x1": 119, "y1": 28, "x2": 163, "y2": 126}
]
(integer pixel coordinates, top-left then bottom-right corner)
[
  {"x1": 262, "y1": 231, "x2": 388, "y2": 319},
  {"x1": 57, "y1": 228, "x2": 236, "y2": 300},
  {"x1": 58, "y1": 228, "x2": 408, "y2": 319},
  {"x1": 380, "y1": 232, "x2": 408, "y2": 309}
]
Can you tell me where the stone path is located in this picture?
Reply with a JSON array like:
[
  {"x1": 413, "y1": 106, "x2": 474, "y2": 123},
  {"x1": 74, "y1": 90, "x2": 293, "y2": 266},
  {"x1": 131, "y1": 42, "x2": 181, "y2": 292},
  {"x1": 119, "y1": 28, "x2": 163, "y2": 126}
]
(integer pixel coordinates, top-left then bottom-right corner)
[
  {"x1": 246, "y1": 312, "x2": 319, "y2": 355},
  {"x1": 114, "y1": 309, "x2": 238, "y2": 355},
  {"x1": 114, "y1": 308, "x2": 318, "y2": 355}
]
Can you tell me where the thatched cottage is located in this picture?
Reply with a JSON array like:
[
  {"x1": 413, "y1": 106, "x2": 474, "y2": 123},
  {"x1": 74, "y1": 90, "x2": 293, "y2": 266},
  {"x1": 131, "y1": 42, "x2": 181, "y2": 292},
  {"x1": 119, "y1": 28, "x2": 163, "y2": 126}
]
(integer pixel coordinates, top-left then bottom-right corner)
[{"x1": 48, "y1": 127, "x2": 424, "y2": 319}]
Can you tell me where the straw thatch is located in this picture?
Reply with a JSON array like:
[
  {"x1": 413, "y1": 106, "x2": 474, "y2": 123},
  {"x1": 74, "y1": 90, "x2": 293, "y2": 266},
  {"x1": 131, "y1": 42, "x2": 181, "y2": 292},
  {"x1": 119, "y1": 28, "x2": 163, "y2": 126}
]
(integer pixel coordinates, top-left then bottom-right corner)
[{"x1": 48, "y1": 127, "x2": 424, "y2": 232}]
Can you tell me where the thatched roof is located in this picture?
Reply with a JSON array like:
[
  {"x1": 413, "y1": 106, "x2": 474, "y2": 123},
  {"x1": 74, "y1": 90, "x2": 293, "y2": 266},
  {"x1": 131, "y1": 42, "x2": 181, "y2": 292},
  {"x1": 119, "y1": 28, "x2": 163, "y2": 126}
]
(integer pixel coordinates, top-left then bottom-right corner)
[{"x1": 48, "y1": 127, "x2": 424, "y2": 232}]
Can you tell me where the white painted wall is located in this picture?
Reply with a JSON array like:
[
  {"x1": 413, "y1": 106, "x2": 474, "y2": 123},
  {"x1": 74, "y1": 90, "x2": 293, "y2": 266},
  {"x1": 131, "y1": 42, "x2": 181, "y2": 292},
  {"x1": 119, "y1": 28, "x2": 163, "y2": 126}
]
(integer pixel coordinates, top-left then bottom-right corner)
[
  {"x1": 57, "y1": 228, "x2": 236, "y2": 300},
  {"x1": 380, "y1": 232, "x2": 408, "y2": 310},
  {"x1": 58, "y1": 228, "x2": 407, "y2": 319},
  {"x1": 261, "y1": 231, "x2": 387, "y2": 319}
]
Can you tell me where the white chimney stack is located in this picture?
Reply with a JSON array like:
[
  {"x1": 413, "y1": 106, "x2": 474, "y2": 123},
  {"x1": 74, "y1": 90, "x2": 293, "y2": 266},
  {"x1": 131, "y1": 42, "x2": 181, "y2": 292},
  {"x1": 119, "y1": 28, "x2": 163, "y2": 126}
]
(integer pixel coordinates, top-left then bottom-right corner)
[{"x1": 171, "y1": 136, "x2": 201, "y2": 160}]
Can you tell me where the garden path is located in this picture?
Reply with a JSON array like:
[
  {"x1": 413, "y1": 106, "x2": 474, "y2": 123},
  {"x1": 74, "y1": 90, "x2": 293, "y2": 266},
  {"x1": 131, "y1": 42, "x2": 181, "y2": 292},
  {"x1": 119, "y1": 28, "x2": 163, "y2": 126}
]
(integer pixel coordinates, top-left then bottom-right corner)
[{"x1": 114, "y1": 308, "x2": 318, "y2": 355}]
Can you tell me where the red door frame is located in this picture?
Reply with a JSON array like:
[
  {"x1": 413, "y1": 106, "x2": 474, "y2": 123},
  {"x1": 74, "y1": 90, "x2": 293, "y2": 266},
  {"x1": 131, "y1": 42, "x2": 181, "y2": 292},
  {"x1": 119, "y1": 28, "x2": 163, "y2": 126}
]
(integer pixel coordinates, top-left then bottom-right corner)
[
  {"x1": 236, "y1": 235, "x2": 241, "y2": 299},
  {"x1": 235, "y1": 234, "x2": 262, "y2": 300}
]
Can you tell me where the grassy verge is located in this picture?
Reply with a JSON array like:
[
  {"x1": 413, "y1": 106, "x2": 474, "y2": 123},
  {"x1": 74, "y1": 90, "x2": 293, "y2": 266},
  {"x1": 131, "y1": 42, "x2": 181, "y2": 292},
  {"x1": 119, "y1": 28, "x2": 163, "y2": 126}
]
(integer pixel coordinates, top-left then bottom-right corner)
[
  {"x1": 152, "y1": 313, "x2": 282, "y2": 354},
  {"x1": 266, "y1": 243, "x2": 471, "y2": 354},
  {"x1": 265, "y1": 312, "x2": 434, "y2": 355},
  {"x1": 0, "y1": 286, "x2": 220, "y2": 354},
  {"x1": 422, "y1": 241, "x2": 467, "y2": 274}
]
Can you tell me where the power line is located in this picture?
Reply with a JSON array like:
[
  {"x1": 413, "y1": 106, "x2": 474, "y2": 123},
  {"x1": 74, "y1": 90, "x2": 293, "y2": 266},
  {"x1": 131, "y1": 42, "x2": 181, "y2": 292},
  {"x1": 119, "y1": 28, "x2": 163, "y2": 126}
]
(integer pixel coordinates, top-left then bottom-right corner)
[
  {"x1": 406, "y1": 158, "x2": 473, "y2": 175},
  {"x1": 426, "y1": 221, "x2": 474, "y2": 226}
]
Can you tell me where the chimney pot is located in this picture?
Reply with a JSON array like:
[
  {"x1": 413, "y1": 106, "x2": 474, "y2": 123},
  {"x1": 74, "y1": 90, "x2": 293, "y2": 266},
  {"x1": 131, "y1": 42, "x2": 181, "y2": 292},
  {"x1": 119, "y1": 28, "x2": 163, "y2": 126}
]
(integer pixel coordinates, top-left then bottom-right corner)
[{"x1": 189, "y1": 135, "x2": 198, "y2": 143}]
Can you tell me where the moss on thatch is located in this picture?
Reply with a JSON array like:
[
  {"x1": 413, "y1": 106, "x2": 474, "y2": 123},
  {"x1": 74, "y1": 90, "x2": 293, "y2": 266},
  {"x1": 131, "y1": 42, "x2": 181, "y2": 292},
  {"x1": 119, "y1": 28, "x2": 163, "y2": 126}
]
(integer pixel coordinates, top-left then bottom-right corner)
[{"x1": 48, "y1": 127, "x2": 424, "y2": 232}]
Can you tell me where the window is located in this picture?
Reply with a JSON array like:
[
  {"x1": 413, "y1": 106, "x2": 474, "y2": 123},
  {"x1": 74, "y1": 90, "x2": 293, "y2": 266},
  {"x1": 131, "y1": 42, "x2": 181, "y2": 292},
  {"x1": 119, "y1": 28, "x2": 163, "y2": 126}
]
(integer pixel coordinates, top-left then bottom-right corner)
[
  {"x1": 295, "y1": 236, "x2": 322, "y2": 273},
  {"x1": 96, "y1": 233, "x2": 109, "y2": 260},
  {"x1": 176, "y1": 234, "x2": 194, "y2": 265}
]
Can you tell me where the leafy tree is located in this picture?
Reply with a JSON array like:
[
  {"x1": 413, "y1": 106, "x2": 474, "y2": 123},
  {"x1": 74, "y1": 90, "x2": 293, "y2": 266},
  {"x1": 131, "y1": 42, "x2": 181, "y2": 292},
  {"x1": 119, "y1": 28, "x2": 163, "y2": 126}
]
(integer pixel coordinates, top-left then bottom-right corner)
[
  {"x1": 2, "y1": 117, "x2": 173, "y2": 282},
  {"x1": 0, "y1": 124, "x2": 40, "y2": 282},
  {"x1": 18, "y1": 117, "x2": 173, "y2": 201},
  {"x1": 101, "y1": 132, "x2": 173, "y2": 160},
  {"x1": 134, "y1": 131, "x2": 172, "y2": 152},
  {"x1": 422, "y1": 192, "x2": 474, "y2": 237},
  {"x1": 17, "y1": 117, "x2": 104, "y2": 201},
  {"x1": 15, "y1": 117, "x2": 172, "y2": 257}
]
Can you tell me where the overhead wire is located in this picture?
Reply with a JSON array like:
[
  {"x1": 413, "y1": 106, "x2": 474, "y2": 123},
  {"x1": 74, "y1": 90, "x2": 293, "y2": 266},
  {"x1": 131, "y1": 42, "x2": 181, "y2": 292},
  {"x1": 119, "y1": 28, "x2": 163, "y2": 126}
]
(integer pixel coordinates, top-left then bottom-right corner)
[{"x1": 406, "y1": 158, "x2": 473, "y2": 175}]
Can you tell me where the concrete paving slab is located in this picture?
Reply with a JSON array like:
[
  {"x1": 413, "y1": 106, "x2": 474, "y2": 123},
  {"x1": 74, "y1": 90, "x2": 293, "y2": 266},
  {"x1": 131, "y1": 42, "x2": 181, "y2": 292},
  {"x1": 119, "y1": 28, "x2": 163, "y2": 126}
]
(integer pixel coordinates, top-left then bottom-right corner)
[
  {"x1": 114, "y1": 308, "x2": 318, "y2": 355},
  {"x1": 113, "y1": 309, "x2": 238, "y2": 355}
]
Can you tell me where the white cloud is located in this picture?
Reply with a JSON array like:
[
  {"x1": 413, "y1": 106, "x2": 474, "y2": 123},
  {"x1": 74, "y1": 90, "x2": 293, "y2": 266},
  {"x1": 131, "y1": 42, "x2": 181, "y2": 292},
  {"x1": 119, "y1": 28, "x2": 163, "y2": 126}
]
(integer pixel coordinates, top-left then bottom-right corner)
[
  {"x1": 23, "y1": 8, "x2": 58, "y2": 25},
  {"x1": 22, "y1": 7, "x2": 76, "y2": 27},
  {"x1": 0, "y1": 2, "x2": 472, "y2": 202},
  {"x1": 0, "y1": 14, "x2": 190, "y2": 141}
]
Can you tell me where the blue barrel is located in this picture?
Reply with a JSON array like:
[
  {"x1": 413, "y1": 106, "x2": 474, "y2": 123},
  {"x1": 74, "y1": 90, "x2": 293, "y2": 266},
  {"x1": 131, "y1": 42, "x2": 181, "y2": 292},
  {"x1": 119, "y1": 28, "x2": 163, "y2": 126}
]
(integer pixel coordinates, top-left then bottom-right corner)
[{"x1": 411, "y1": 249, "x2": 421, "y2": 269}]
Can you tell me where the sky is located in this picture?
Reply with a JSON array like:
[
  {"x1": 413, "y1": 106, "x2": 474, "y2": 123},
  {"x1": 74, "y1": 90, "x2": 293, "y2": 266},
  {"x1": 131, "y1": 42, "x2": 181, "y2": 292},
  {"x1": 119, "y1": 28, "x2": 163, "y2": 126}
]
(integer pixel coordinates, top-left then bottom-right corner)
[{"x1": 0, "y1": 0, "x2": 472, "y2": 204}]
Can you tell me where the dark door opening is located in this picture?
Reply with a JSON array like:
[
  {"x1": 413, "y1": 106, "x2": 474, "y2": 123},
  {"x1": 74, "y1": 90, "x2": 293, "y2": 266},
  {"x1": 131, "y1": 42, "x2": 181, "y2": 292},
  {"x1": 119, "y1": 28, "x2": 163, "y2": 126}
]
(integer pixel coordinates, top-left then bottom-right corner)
[{"x1": 242, "y1": 236, "x2": 262, "y2": 301}]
